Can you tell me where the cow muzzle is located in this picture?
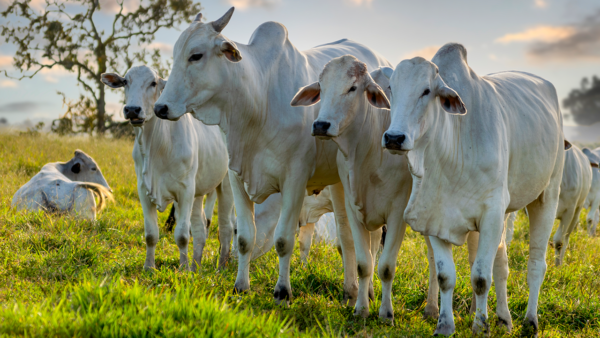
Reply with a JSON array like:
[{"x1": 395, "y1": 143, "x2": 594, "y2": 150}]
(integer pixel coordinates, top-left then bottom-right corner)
[
  {"x1": 124, "y1": 106, "x2": 144, "y2": 126},
  {"x1": 154, "y1": 104, "x2": 170, "y2": 120},
  {"x1": 383, "y1": 132, "x2": 407, "y2": 153},
  {"x1": 312, "y1": 121, "x2": 332, "y2": 139}
]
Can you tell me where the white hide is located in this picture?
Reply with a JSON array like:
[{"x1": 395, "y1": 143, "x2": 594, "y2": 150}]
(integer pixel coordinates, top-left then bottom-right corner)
[
  {"x1": 553, "y1": 145, "x2": 592, "y2": 266},
  {"x1": 12, "y1": 150, "x2": 112, "y2": 221},
  {"x1": 582, "y1": 147, "x2": 600, "y2": 236},
  {"x1": 383, "y1": 43, "x2": 565, "y2": 336},
  {"x1": 154, "y1": 7, "x2": 391, "y2": 305},
  {"x1": 101, "y1": 65, "x2": 235, "y2": 271}
]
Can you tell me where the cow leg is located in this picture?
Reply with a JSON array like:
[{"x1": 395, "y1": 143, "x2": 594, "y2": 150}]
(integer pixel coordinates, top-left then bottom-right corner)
[
  {"x1": 430, "y1": 236, "x2": 456, "y2": 336},
  {"x1": 203, "y1": 189, "x2": 218, "y2": 229},
  {"x1": 216, "y1": 176, "x2": 235, "y2": 270},
  {"x1": 505, "y1": 212, "x2": 516, "y2": 248},
  {"x1": 377, "y1": 216, "x2": 407, "y2": 324},
  {"x1": 524, "y1": 190, "x2": 560, "y2": 337},
  {"x1": 230, "y1": 170, "x2": 256, "y2": 293},
  {"x1": 553, "y1": 207, "x2": 575, "y2": 266},
  {"x1": 493, "y1": 229, "x2": 512, "y2": 332},
  {"x1": 344, "y1": 197, "x2": 373, "y2": 318},
  {"x1": 591, "y1": 209, "x2": 599, "y2": 236},
  {"x1": 467, "y1": 231, "x2": 479, "y2": 315},
  {"x1": 298, "y1": 223, "x2": 315, "y2": 265},
  {"x1": 139, "y1": 184, "x2": 159, "y2": 270},
  {"x1": 174, "y1": 191, "x2": 195, "y2": 271},
  {"x1": 561, "y1": 206, "x2": 583, "y2": 265},
  {"x1": 190, "y1": 196, "x2": 207, "y2": 272},
  {"x1": 273, "y1": 179, "x2": 306, "y2": 305},
  {"x1": 471, "y1": 208, "x2": 504, "y2": 336},
  {"x1": 330, "y1": 182, "x2": 358, "y2": 306},
  {"x1": 423, "y1": 236, "x2": 439, "y2": 319},
  {"x1": 369, "y1": 227, "x2": 382, "y2": 302}
]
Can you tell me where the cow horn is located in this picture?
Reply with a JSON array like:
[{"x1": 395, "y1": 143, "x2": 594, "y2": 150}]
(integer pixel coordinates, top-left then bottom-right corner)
[
  {"x1": 212, "y1": 7, "x2": 234, "y2": 33},
  {"x1": 194, "y1": 13, "x2": 202, "y2": 22}
]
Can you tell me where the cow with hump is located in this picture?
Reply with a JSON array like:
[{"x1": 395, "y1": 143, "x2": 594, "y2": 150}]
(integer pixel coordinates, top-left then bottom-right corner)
[
  {"x1": 381, "y1": 43, "x2": 566, "y2": 336},
  {"x1": 12, "y1": 150, "x2": 113, "y2": 220},
  {"x1": 154, "y1": 7, "x2": 391, "y2": 305},
  {"x1": 101, "y1": 65, "x2": 235, "y2": 272}
]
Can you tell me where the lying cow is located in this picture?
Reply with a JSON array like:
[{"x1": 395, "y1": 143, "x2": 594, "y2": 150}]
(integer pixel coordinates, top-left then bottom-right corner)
[
  {"x1": 553, "y1": 145, "x2": 593, "y2": 266},
  {"x1": 154, "y1": 7, "x2": 391, "y2": 305},
  {"x1": 582, "y1": 147, "x2": 600, "y2": 236},
  {"x1": 12, "y1": 150, "x2": 113, "y2": 220},
  {"x1": 102, "y1": 65, "x2": 235, "y2": 271},
  {"x1": 382, "y1": 43, "x2": 566, "y2": 336}
]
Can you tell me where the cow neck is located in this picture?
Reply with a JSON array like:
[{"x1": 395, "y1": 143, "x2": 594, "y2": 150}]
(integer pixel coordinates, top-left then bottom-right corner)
[
  {"x1": 337, "y1": 101, "x2": 390, "y2": 210},
  {"x1": 136, "y1": 117, "x2": 176, "y2": 211}
]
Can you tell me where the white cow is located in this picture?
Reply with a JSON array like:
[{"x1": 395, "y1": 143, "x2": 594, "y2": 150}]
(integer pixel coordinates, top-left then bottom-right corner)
[
  {"x1": 101, "y1": 65, "x2": 235, "y2": 271},
  {"x1": 12, "y1": 150, "x2": 112, "y2": 220},
  {"x1": 582, "y1": 147, "x2": 600, "y2": 236},
  {"x1": 553, "y1": 145, "x2": 593, "y2": 266},
  {"x1": 382, "y1": 43, "x2": 566, "y2": 336},
  {"x1": 154, "y1": 7, "x2": 390, "y2": 305}
]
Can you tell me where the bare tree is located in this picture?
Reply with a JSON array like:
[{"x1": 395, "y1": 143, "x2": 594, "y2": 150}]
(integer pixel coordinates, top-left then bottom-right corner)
[{"x1": 1, "y1": 0, "x2": 201, "y2": 134}]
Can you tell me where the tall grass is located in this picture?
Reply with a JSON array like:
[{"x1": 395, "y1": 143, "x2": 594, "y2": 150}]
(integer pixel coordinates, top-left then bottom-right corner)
[{"x1": 0, "y1": 133, "x2": 599, "y2": 337}]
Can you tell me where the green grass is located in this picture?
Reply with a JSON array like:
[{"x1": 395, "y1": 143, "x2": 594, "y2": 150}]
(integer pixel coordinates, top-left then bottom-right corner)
[{"x1": 0, "y1": 133, "x2": 599, "y2": 337}]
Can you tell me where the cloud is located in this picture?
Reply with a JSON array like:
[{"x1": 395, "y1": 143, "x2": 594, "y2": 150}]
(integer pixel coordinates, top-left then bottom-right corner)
[
  {"x1": 146, "y1": 42, "x2": 174, "y2": 54},
  {"x1": 526, "y1": 11, "x2": 600, "y2": 62},
  {"x1": 0, "y1": 101, "x2": 38, "y2": 113},
  {"x1": 0, "y1": 79, "x2": 18, "y2": 88},
  {"x1": 403, "y1": 46, "x2": 441, "y2": 60},
  {"x1": 534, "y1": 0, "x2": 547, "y2": 9},
  {"x1": 496, "y1": 25, "x2": 575, "y2": 44},
  {"x1": 346, "y1": 0, "x2": 374, "y2": 5},
  {"x1": 225, "y1": 0, "x2": 281, "y2": 10},
  {"x1": 0, "y1": 54, "x2": 13, "y2": 68}
]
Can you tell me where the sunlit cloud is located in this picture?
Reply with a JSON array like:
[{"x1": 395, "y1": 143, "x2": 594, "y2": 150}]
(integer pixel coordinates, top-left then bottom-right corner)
[
  {"x1": 346, "y1": 0, "x2": 374, "y2": 6},
  {"x1": 0, "y1": 79, "x2": 18, "y2": 88},
  {"x1": 534, "y1": 0, "x2": 547, "y2": 9},
  {"x1": 146, "y1": 42, "x2": 174, "y2": 54},
  {"x1": 225, "y1": 0, "x2": 281, "y2": 10},
  {"x1": 0, "y1": 54, "x2": 13, "y2": 68},
  {"x1": 403, "y1": 46, "x2": 440, "y2": 60},
  {"x1": 496, "y1": 25, "x2": 575, "y2": 44}
]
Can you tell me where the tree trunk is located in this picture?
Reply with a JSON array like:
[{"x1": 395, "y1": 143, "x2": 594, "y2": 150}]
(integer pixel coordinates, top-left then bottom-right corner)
[{"x1": 97, "y1": 84, "x2": 106, "y2": 135}]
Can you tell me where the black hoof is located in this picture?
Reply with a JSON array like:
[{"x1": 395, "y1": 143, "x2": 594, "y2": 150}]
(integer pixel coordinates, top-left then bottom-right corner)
[{"x1": 273, "y1": 287, "x2": 291, "y2": 302}]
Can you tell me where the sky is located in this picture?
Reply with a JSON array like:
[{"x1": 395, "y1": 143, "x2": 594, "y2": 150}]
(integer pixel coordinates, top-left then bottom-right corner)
[{"x1": 1, "y1": 0, "x2": 599, "y2": 139}]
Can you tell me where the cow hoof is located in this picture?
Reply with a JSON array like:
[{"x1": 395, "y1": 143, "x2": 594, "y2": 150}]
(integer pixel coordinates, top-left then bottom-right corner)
[
  {"x1": 343, "y1": 288, "x2": 358, "y2": 307},
  {"x1": 273, "y1": 285, "x2": 291, "y2": 305},
  {"x1": 143, "y1": 265, "x2": 156, "y2": 272},
  {"x1": 496, "y1": 316, "x2": 513, "y2": 333},
  {"x1": 472, "y1": 314, "x2": 490, "y2": 337},
  {"x1": 233, "y1": 282, "x2": 249, "y2": 295},
  {"x1": 433, "y1": 323, "x2": 455, "y2": 337},
  {"x1": 423, "y1": 304, "x2": 439, "y2": 320},
  {"x1": 521, "y1": 317, "x2": 538, "y2": 337},
  {"x1": 379, "y1": 310, "x2": 394, "y2": 325},
  {"x1": 354, "y1": 305, "x2": 369, "y2": 318}
]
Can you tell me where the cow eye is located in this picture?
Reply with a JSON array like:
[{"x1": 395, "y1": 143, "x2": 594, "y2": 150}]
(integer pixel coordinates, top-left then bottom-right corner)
[
  {"x1": 348, "y1": 86, "x2": 357, "y2": 93},
  {"x1": 151, "y1": 81, "x2": 156, "y2": 87},
  {"x1": 188, "y1": 54, "x2": 203, "y2": 62},
  {"x1": 91, "y1": 168, "x2": 97, "y2": 171},
  {"x1": 422, "y1": 88, "x2": 430, "y2": 97}
]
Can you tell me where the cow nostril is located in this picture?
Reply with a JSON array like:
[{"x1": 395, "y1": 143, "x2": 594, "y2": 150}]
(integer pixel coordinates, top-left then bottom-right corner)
[
  {"x1": 154, "y1": 104, "x2": 169, "y2": 119},
  {"x1": 384, "y1": 133, "x2": 406, "y2": 149},
  {"x1": 313, "y1": 121, "x2": 331, "y2": 136}
]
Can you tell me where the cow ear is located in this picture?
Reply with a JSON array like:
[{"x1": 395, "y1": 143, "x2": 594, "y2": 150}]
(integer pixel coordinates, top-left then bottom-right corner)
[
  {"x1": 158, "y1": 78, "x2": 167, "y2": 92},
  {"x1": 220, "y1": 41, "x2": 242, "y2": 63},
  {"x1": 436, "y1": 78, "x2": 466, "y2": 115},
  {"x1": 564, "y1": 140, "x2": 572, "y2": 150},
  {"x1": 71, "y1": 162, "x2": 81, "y2": 174},
  {"x1": 101, "y1": 73, "x2": 127, "y2": 88},
  {"x1": 591, "y1": 162, "x2": 599, "y2": 168},
  {"x1": 380, "y1": 66, "x2": 394, "y2": 80},
  {"x1": 365, "y1": 82, "x2": 390, "y2": 109},
  {"x1": 291, "y1": 82, "x2": 321, "y2": 107}
]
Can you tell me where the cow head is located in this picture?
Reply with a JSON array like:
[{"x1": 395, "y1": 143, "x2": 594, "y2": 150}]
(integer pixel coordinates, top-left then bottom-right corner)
[
  {"x1": 381, "y1": 57, "x2": 466, "y2": 155},
  {"x1": 101, "y1": 66, "x2": 166, "y2": 127},
  {"x1": 63, "y1": 150, "x2": 112, "y2": 191},
  {"x1": 154, "y1": 7, "x2": 242, "y2": 123},
  {"x1": 291, "y1": 55, "x2": 389, "y2": 139}
]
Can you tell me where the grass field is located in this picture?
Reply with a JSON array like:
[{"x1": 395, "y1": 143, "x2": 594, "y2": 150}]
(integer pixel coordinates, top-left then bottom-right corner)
[{"x1": 0, "y1": 132, "x2": 599, "y2": 337}]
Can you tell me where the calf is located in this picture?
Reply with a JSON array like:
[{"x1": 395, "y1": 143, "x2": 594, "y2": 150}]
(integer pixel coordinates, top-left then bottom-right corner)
[
  {"x1": 102, "y1": 65, "x2": 234, "y2": 271},
  {"x1": 12, "y1": 150, "x2": 112, "y2": 220},
  {"x1": 553, "y1": 145, "x2": 593, "y2": 265}
]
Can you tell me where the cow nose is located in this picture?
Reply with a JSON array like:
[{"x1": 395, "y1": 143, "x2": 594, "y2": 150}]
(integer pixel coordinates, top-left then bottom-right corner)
[
  {"x1": 312, "y1": 121, "x2": 331, "y2": 136},
  {"x1": 154, "y1": 104, "x2": 169, "y2": 119},
  {"x1": 384, "y1": 132, "x2": 406, "y2": 150},
  {"x1": 124, "y1": 106, "x2": 141, "y2": 119}
]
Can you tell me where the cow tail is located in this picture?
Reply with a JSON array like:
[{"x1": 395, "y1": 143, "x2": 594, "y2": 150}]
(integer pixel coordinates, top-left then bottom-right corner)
[{"x1": 77, "y1": 183, "x2": 113, "y2": 212}]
